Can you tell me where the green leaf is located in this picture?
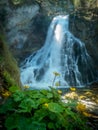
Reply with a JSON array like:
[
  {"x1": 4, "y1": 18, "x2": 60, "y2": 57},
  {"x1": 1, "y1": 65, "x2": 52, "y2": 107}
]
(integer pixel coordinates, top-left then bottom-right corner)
[
  {"x1": 65, "y1": 108, "x2": 78, "y2": 121},
  {"x1": 49, "y1": 112, "x2": 57, "y2": 120},
  {"x1": 29, "y1": 91, "x2": 45, "y2": 99},
  {"x1": 48, "y1": 103, "x2": 64, "y2": 113},
  {"x1": 0, "y1": 98, "x2": 14, "y2": 114},
  {"x1": 18, "y1": 98, "x2": 38, "y2": 113},
  {"x1": 48, "y1": 122, "x2": 55, "y2": 129},
  {"x1": 5, "y1": 114, "x2": 34, "y2": 130},
  {"x1": 47, "y1": 93, "x2": 53, "y2": 98},
  {"x1": 31, "y1": 122, "x2": 46, "y2": 130},
  {"x1": 12, "y1": 90, "x2": 25, "y2": 102},
  {"x1": 64, "y1": 100, "x2": 77, "y2": 108},
  {"x1": 40, "y1": 89, "x2": 48, "y2": 95},
  {"x1": 5, "y1": 114, "x2": 18, "y2": 130},
  {"x1": 37, "y1": 98, "x2": 49, "y2": 105},
  {"x1": 33, "y1": 109, "x2": 48, "y2": 122},
  {"x1": 9, "y1": 86, "x2": 20, "y2": 93}
]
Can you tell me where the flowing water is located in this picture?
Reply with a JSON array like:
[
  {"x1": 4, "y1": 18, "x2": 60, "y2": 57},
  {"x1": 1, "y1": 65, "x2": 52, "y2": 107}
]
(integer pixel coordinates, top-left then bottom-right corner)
[{"x1": 20, "y1": 15, "x2": 97, "y2": 89}]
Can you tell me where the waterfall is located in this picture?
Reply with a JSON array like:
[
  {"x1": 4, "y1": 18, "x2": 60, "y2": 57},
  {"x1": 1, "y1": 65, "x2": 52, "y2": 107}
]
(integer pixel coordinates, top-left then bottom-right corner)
[{"x1": 20, "y1": 15, "x2": 97, "y2": 89}]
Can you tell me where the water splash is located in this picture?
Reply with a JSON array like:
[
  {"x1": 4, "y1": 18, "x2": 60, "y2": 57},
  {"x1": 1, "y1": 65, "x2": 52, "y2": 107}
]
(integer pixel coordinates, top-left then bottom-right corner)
[{"x1": 20, "y1": 15, "x2": 97, "y2": 89}]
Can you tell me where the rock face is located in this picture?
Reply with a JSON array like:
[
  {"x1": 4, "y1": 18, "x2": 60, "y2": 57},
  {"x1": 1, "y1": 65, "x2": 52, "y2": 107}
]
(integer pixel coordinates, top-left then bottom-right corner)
[
  {"x1": 0, "y1": 0, "x2": 50, "y2": 63},
  {"x1": 5, "y1": 3, "x2": 40, "y2": 62},
  {"x1": 69, "y1": 8, "x2": 98, "y2": 69},
  {"x1": 0, "y1": 0, "x2": 98, "y2": 70},
  {"x1": 6, "y1": 5, "x2": 39, "y2": 48}
]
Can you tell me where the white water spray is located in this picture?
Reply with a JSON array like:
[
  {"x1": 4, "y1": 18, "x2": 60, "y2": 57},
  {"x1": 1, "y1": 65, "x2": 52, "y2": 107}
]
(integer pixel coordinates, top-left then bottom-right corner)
[{"x1": 20, "y1": 15, "x2": 97, "y2": 89}]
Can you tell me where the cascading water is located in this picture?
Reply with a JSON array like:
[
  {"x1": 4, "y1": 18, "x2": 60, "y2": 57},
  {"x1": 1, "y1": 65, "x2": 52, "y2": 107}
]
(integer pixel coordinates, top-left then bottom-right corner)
[{"x1": 20, "y1": 15, "x2": 97, "y2": 89}]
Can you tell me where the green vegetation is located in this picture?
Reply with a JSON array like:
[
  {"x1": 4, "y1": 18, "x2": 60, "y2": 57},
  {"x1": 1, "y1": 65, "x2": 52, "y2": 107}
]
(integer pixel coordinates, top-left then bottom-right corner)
[
  {"x1": 0, "y1": 38, "x2": 94, "y2": 129},
  {"x1": 10, "y1": 0, "x2": 25, "y2": 5},
  {"x1": 0, "y1": 71, "x2": 91, "y2": 130},
  {"x1": 0, "y1": 0, "x2": 98, "y2": 129},
  {"x1": 0, "y1": 35, "x2": 21, "y2": 88},
  {"x1": 0, "y1": 86, "x2": 90, "y2": 130}
]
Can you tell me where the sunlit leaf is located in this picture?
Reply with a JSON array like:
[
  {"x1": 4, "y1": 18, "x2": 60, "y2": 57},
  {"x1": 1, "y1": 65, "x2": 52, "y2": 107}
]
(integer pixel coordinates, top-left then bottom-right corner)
[
  {"x1": 48, "y1": 103, "x2": 64, "y2": 113},
  {"x1": 9, "y1": 86, "x2": 20, "y2": 93},
  {"x1": 47, "y1": 93, "x2": 53, "y2": 98}
]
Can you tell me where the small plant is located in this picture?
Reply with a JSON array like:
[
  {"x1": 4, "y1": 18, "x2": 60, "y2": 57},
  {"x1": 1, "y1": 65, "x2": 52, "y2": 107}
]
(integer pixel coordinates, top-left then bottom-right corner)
[
  {"x1": 0, "y1": 85, "x2": 90, "y2": 130},
  {"x1": 52, "y1": 72, "x2": 60, "y2": 86}
]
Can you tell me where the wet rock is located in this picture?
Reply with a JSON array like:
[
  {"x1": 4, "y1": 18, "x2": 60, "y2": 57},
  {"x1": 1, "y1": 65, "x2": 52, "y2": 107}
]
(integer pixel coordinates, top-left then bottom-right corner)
[{"x1": 4, "y1": 3, "x2": 40, "y2": 62}]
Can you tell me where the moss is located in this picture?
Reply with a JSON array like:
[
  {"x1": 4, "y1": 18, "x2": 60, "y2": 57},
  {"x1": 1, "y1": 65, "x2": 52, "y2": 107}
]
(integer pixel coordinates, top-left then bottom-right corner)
[
  {"x1": 71, "y1": 0, "x2": 81, "y2": 8},
  {"x1": 9, "y1": 0, "x2": 37, "y2": 7},
  {"x1": 0, "y1": 35, "x2": 21, "y2": 89}
]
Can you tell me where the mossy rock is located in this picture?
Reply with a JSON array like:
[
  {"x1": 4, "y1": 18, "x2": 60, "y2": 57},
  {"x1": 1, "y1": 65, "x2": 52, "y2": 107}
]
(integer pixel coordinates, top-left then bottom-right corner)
[{"x1": 0, "y1": 35, "x2": 21, "y2": 89}]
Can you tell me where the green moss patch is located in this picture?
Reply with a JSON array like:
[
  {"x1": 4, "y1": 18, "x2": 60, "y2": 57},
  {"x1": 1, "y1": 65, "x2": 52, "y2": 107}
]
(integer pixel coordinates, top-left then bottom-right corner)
[{"x1": 0, "y1": 35, "x2": 21, "y2": 89}]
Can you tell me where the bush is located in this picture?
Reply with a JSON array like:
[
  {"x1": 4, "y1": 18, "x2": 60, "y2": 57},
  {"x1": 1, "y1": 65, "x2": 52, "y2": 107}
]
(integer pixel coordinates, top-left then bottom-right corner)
[{"x1": 0, "y1": 86, "x2": 90, "y2": 130}]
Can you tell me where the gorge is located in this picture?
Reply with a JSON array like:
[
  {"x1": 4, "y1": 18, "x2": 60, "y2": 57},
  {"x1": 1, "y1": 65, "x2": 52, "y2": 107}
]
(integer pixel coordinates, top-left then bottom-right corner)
[
  {"x1": 20, "y1": 15, "x2": 98, "y2": 89},
  {"x1": 0, "y1": 0, "x2": 98, "y2": 89},
  {"x1": 0, "y1": 1, "x2": 98, "y2": 129}
]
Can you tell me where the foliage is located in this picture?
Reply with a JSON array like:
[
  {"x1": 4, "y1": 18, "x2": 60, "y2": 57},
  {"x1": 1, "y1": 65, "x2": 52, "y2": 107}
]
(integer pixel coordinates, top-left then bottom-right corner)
[
  {"x1": 0, "y1": 35, "x2": 21, "y2": 87},
  {"x1": 3, "y1": 71, "x2": 18, "y2": 88},
  {"x1": 52, "y1": 72, "x2": 60, "y2": 86},
  {"x1": 10, "y1": 0, "x2": 25, "y2": 5},
  {"x1": 0, "y1": 86, "x2": 90, "y2": 130}
]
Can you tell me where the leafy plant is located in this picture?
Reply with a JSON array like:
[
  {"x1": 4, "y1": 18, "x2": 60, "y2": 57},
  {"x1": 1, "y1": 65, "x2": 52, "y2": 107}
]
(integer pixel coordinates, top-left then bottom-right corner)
[
  {"x1": 52, "y1": 72, "x2": 60, "y2": 86},
  {"x1": 0, "y1": 85, "x2": 90, "y2": 130}
]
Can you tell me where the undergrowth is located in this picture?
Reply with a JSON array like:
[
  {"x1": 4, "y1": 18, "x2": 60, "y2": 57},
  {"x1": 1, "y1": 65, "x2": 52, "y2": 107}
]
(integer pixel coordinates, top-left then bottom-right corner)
[{"x1": 0, "y1": 85, "x2": 91, "y2": 130}]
